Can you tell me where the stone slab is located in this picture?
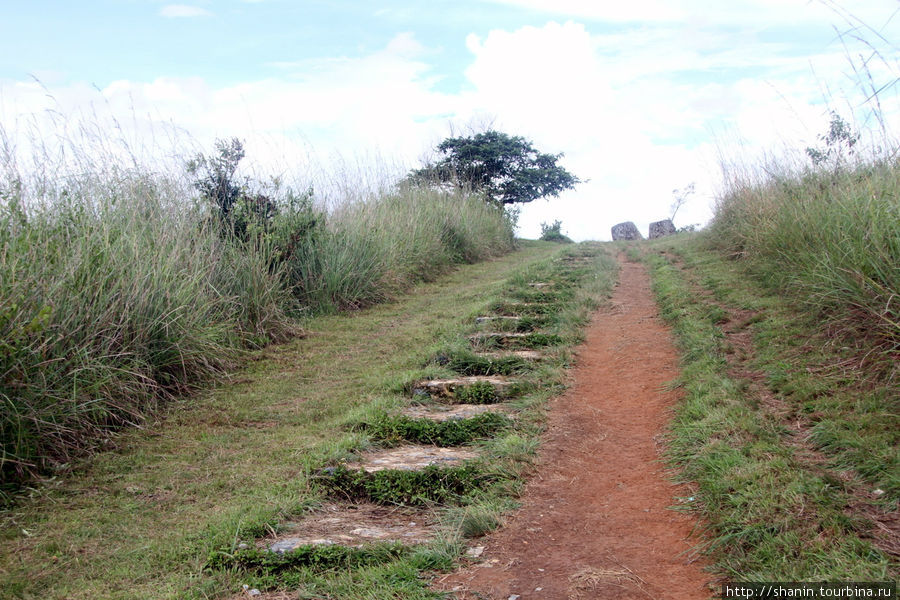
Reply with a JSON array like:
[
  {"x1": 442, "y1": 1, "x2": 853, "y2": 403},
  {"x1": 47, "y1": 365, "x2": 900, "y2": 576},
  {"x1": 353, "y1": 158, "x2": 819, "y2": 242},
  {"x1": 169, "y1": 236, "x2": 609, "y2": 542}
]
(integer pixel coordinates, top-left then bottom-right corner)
[
  {"x1": 400, "y1": 403, "x2": 512, "y2": 422},
  {"x1": 413, "y1": 376, "x2": 514, "y2": 399},
  {"x1": 469, "y1": 332, "x2": 530, "y2": 347},
  {"x1": 475, "y1": 316, "x2": 522, "y2": 325},
  {"x1": 349, "y1": 445, "x2": 479, "y2": 472},
  {"x1": 263, "y1": 503, "x2": 435, "y2": 553},
  {"x1": 476, "y1": 350, "x2": 544, "y2": 361}
]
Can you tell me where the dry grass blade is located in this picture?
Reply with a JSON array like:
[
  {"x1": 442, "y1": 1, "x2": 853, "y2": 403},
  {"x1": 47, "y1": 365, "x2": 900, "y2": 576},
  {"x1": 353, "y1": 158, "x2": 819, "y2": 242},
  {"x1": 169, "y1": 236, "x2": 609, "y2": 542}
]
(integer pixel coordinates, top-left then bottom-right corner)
[{"x1": 568, "y1": 563, "x2": 653, "y2": 600}]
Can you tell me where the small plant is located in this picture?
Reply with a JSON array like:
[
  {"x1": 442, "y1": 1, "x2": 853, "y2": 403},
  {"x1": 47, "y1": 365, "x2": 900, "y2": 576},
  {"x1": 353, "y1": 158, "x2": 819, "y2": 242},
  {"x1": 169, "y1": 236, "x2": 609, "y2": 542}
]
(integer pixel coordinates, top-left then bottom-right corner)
[
  {"x1": 670, "y1": 182, "x2": 695, "y2": 224},
  {"x1": 521, "y1": 333, "x2": 564, "y2": 348},
  {"x1": 435, "y1": 349, "x2": 531, "y2": 376},
  {"x1": 316, "y1": 464, "x2": 492, "y2": 506},
  {"x1": 455, "y1": 381, "x2": 502, "y2": 404},
  {"x1": 539, "y1": 220, "x2": 573, "y2": 243},
  {"x1": 207, "y1": 542, "x2": 409, "y2": 576},
  {"x1": 489, "y1": 301, "x2": 557, "y2": 316},
  {"x1": 363, "y1": 413, "x2": 511, "y2": 446},
  {"x1": 805, "y1": 112, "x2": 860, "y2": 167}
]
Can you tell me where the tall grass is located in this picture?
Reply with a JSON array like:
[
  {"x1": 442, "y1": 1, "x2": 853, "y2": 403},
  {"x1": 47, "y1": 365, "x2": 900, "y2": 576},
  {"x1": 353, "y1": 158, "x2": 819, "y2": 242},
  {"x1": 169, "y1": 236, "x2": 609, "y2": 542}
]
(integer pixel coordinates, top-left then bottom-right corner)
[
  {"x1": 288, "y1": 188, "x2": 516, "y2": 311},
  {"x1": 708, "y1": 157, "x2": 900, "y2": 371},
  {"x1": 0, "y1": 167, "x2": 298, "y2": 485},
  {"x1": 0, "y1": 128, "x2": 516, "y2": 491}
]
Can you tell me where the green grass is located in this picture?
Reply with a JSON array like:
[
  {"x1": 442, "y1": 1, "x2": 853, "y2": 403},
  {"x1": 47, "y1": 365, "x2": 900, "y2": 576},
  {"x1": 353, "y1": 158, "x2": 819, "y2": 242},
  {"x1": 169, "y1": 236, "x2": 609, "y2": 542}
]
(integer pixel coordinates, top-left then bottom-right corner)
[
  {"x1": 316, "y1": 464, "x2": 493, "y2": 506},
  {"x1": 360, "y1": 412, "x2": 512, "y2": 447},
  {"x1": 0, "y1": 240, "x2": 618, "y2": 599},
  {"x1": 708, "y1": 159, "x2": 900, "y2": 370},
  {"x1": 643, "y1": 234, "x2": 897, "y2": 581},
  {"x1": 0, "y1": 154, "x2": 515, "y2": 492}
]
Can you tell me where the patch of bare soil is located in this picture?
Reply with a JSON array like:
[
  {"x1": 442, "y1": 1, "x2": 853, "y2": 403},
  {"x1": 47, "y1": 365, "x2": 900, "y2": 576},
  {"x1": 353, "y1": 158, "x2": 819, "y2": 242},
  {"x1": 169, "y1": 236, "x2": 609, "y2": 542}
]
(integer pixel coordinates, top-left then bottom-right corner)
[{"x1": 436, "y1": 256, "x2": 713, "y2": 600}]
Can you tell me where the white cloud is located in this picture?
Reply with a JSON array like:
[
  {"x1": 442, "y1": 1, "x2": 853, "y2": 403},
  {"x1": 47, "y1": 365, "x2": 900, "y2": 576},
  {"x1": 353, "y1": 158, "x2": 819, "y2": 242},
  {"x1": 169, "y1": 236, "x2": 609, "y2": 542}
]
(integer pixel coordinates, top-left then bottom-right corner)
[
  {"x1": 159, "y1": 5, "x2": 212, "y2": 18},
  {"x1": 3, "y1": 10, "x2": 899, "y2": 240},
  {"x1": 481, "y1": 0, "x2": 890, "y2": 27}
]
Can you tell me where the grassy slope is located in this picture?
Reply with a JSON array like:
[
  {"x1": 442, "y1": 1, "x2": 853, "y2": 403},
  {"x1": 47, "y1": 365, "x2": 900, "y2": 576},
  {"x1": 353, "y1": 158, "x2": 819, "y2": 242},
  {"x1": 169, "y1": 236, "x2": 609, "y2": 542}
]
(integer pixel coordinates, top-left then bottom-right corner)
[
  {"x1": 0, "y1": 241, "x2": 614, "y2": 599},
  {"x1": 641, "y1": 234, "x2": 898, "y2": 581}
]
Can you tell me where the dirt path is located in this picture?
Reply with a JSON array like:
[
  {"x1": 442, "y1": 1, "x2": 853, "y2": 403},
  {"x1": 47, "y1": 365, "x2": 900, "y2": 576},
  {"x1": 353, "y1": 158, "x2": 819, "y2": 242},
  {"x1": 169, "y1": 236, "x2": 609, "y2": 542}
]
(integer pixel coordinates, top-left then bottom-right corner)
[{"x1": 438, "y1": 256, "x2": 713, "y2": 600}]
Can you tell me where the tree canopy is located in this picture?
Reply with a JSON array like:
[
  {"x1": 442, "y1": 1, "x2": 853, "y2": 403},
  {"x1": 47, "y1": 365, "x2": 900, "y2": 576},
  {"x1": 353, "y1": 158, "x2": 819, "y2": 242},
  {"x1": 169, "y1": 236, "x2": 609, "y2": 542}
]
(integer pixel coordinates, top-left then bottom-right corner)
[{"x1": 408, "y1": 130, "x2": 581, "y2": 205}]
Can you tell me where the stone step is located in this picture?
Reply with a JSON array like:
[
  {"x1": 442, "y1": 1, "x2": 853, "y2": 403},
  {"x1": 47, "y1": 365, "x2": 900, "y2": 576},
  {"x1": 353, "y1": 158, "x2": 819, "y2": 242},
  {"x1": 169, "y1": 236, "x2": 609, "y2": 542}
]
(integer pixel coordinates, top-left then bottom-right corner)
[
  {"x1": 468, "y1": 332, "x2": 530, "y2": 347},
  {"x1": 474, "y1": 315, "x2": 521, "y2": 325},
  {"x1": 491, "y1": 302, "x2": 556, "y2": 316},
  {"x1": 263, "y1": 503, "x2": 435, "y2": 554},
  {"x1": 349, "y1": 445, "x2": 479, "y2": 472},
  {"x1": 412, "y1": 375, "x2": 515, "y2": 400},
  {"x1": 476, "y1": 350, "x2": 544, "y2": 361},
  {"x1": 560, "y1": 255, "x2": 594, "y2": 263},
  {"x1": 399, "y1": 403, "x2": 512, "y2": 422}
]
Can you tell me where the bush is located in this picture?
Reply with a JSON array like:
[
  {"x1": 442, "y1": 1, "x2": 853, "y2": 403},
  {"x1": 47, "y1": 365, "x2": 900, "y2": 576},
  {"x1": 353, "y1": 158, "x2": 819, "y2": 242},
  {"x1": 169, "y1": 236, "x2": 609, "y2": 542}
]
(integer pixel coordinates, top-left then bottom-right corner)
[{"x1": 539, "y1": 220, "x2": 573, "y2": 243}]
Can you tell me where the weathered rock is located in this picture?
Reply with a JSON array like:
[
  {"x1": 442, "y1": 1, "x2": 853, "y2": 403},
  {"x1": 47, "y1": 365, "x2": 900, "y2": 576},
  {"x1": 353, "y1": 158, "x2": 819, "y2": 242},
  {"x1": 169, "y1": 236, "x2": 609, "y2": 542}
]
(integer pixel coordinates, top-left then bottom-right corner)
[
  {"x1": 611, "y1": 221, "x2": 643, "y2": 241},
  {"x1": 476, "y1": 350, "x2": 543, "y2": 361},
  {"x1": 475, "y1": 315, "x2": 521, "y2": 325},
  {"x1": 349, "y1": 445, "x2": 479, "y2": 472},
  {"x1": 413, "y1": 376, "x2": 514, "y2": 400},
  {"x1": 648, "y1": 219, "x2": 676, "y2": 239},
  {"x1": 492, "y1": 302, "x2": 551, "y2": 316},
  {"x1": 264, "y1": 503, "x2": 435, "y2": 553},
  {"x1": 400, "y1": 403, "x2": 512, "y2": 422},
  {"x1": 527, "y1": 282, "x2": 552, "y2": 289},
  {"x1": 469, "y1": 332, "x2": 530, "y2": 347}
]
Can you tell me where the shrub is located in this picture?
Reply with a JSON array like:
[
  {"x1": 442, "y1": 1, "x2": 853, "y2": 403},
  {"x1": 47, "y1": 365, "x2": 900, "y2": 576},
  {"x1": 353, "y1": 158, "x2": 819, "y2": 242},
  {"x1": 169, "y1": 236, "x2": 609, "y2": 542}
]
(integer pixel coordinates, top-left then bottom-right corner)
[{"x1": 539, "y1": 220, "x2": 573, "y2": 243}]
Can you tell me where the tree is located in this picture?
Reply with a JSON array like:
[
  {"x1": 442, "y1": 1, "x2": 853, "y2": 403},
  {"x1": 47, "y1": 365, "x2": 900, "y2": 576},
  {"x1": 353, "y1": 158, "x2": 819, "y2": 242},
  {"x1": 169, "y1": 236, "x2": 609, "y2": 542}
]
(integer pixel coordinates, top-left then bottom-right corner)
[
  {"x1": 187, "y1": 137, "x2": 246, "y2": 221},
  {"x1": 805, "y1": 112, "x2": 860, "y2": 167},
  {"x1": 408, "y1": 130, "x2": 581, "y2": 205},
  {"x1": 670, "y1": 182, "x2": 694, "y2": 223},
  {"x1": 539, "y1": 220, "x2": 573, "y2": 243},
  {"x1": 187, "y1": 138, "x2": 284, "y2": 241}
]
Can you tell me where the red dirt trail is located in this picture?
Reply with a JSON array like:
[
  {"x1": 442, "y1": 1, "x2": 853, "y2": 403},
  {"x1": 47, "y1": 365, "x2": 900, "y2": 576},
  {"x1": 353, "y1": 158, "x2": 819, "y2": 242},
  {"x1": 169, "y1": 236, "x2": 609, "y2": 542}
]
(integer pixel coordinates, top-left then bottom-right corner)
[{"x1": 437, "y1": 256, "x2": 714, "y2": 600}]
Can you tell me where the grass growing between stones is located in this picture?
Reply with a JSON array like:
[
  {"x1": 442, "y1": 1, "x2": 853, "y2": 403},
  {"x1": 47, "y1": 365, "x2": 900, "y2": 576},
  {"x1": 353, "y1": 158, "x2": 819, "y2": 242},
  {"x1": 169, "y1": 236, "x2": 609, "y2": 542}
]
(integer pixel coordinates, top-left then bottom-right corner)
[
  {"x1": 643, "y1": 235, "x2": 897, "y2": 581},
  {"x1": 316, "y1": 464, "x2": 492, "y2": 506},
  {"x1": 208, "y1": 243, "x2": 617, "y2": 597},
  {"x1": 0, "y1": 240, "x2": 617, "y2": 600},
  {"x1": 360, "y1": 412, "x2": 512, "y2": 447}
]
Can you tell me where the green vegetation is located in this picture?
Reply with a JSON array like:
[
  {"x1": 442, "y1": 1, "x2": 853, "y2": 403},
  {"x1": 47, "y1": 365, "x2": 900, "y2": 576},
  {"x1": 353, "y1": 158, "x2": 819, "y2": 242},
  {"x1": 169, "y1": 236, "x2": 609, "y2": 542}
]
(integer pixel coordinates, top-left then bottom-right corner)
[
  {"x1": 644, "y1": 234, "x2": 897, "y2": 581},
  {"x1": 0, "y1": 135, "x2": 515, "y2": 491},
  {"x1": 406, "y1": 130, "x2": 581, "y2": 205},
  {"x1": 317, "y1": 464, "x2": 492, "y2": 506},
  {"x1": 434, "y1": 348, "x2": 531, "y2": 376},
  {"x1": 539, "y1": 219, "x2": 573, "y2": 243},
  {"x1": 361, "y1": 412, "x2": 511, "y2": 446},
  {"x1": 455, "y1": 381, "x2": 505, "y2": 404},
  {"x1": 0, "y1": 240, "x2": 618, "y2": 599},
  {"x1": 709, "y1": 152, "x2": 899, "y2": 372},
  {"x1": 208, "y1": 542, "x2": 410, "y2": 576}
]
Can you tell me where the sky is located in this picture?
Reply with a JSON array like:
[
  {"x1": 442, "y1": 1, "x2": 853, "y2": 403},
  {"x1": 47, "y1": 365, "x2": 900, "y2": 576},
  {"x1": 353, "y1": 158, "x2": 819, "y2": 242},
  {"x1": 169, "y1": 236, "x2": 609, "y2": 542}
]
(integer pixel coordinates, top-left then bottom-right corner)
[{"x1": 1, "y1": 0, "x2": 899, "y2": 240}]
